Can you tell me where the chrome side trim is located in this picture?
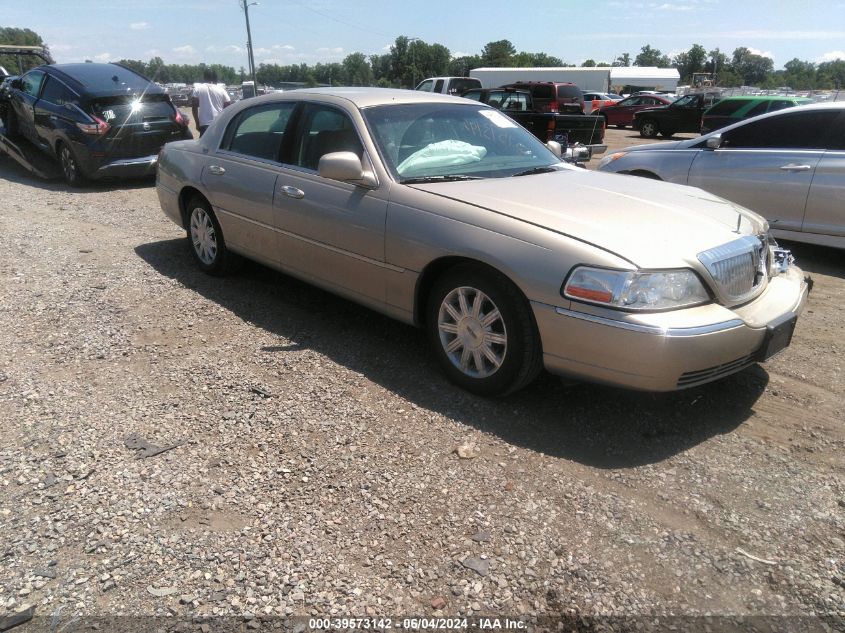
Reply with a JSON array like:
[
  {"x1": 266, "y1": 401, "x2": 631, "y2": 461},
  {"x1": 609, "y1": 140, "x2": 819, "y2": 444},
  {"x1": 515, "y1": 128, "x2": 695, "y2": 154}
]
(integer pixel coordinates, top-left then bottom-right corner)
[{"x1": 553, "y1": 306, "x2": 744, "y2": 337}]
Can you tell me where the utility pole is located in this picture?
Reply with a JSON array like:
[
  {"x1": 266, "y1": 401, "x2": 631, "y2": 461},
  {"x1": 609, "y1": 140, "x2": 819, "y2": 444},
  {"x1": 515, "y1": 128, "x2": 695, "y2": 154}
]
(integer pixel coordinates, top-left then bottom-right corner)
[{"x1": 240, "y1": 0, "x2": 259, "y2": 93}]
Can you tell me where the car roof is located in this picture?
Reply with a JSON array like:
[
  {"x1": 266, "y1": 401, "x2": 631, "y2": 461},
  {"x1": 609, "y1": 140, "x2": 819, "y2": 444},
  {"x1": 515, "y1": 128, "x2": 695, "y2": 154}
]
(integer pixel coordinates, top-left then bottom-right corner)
[
  {"x1": 243, "y1": 87, "x2": 471, "y2": 108},
  {"x1": 716, "y1": 95, "x2": 813, "y2": 102},
  {"x1": 37, "y1": 63, "x2": 163, "y2": 98}
]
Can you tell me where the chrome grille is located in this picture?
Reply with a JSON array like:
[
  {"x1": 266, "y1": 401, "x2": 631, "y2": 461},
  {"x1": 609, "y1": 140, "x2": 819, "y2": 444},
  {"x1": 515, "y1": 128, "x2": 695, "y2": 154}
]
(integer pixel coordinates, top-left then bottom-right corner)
[{"x1": 698, "y1": 235, "x2": 768, "y2": 304}]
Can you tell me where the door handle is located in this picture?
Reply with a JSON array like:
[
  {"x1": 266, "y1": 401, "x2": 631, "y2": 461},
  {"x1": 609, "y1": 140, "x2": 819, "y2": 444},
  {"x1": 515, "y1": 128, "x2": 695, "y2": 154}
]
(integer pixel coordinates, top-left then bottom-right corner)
[
  {"x1": 280, "y1": 185, "x2": 305, "y2": 199},
  {"x1": 779, "y1": 164, "x2": 812, "y2": 171},
  {"x1": 208, "y1": 165, "x2": 226, "y2": 175}
]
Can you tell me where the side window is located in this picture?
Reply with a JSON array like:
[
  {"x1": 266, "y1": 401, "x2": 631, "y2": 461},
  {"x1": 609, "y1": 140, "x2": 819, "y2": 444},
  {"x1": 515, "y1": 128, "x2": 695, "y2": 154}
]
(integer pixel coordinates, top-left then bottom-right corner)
[
  {"x1": 434, "y1": 80, "x2": 444, "y2": 93},
  {"x1": 223, "y1": 102, "x2": 296, "y2": 161},
  {"x1": 745, "y1": 101, "x2": 770, "y2": 118},
  {"x1": 292, "y1": 104, "x2": 364, "y2": 171},
  {"x1": 722, "y1": 111, "x2": 840, "y2": 149},
  {"x1": 416, "y1": 80, "x2": 434, "y2": 92},
  {"x1": 462, "y1": 90, "x2": 482, "y2": 101},
  {"x1": 769, "y1": 100, "x2": 797, "y2": 113},
  {"x1": 40, "y1": 77, "x2": 78, "y2": 106},
  {"x1": 21, "y1": 70, "x2": 45, "y2": 97}
]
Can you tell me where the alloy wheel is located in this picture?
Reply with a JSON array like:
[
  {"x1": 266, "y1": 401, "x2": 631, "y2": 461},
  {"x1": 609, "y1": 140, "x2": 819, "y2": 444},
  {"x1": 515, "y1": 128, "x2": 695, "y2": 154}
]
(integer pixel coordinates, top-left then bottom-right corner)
[
  {"x1": 437, "y1": 286, "x2": 508, "y2": 379},
  {"x1": 190, "y1": 207, "x2": 218, "y2": 266}
]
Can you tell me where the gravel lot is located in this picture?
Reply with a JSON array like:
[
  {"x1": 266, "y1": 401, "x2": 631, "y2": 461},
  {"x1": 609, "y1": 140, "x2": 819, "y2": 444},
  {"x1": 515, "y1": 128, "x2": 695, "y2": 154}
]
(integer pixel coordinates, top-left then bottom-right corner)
[{"x1": 0, "y1": 127, "x2": 843, "y2": 632}]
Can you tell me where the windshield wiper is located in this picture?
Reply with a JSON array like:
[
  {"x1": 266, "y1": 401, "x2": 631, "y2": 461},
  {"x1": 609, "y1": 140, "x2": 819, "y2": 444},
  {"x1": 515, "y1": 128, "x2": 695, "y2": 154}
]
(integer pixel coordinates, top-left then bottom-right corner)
[
  {"x1": 512, "y1": 166, "x2": 560, "y2": 177},
  {"x1": 400, "y1": 174, "x2": 483, "y2": 184}
]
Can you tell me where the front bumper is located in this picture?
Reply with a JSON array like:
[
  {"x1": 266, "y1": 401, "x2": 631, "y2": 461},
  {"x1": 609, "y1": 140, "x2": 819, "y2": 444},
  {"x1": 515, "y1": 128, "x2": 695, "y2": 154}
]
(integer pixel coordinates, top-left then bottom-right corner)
[
  {"x1": 92, "y1": 155, "x2": 158, "y2": 179},
  {"x1": 533, "y1": 266, "x2": 809, "y2": 391}
]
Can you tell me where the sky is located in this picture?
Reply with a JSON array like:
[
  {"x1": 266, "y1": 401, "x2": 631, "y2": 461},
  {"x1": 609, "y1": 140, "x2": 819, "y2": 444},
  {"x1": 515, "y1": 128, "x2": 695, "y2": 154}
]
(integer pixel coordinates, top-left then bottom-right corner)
[{"x1": 4, "y1": 0, "x2": 845, "y2": 71}]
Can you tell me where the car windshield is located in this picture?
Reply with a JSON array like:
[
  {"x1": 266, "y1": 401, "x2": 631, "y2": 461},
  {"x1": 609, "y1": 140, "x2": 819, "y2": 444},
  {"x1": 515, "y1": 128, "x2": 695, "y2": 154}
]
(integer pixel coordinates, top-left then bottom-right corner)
[{"x1": 362, "y1": 103, "x2": 559, "y2": 182}]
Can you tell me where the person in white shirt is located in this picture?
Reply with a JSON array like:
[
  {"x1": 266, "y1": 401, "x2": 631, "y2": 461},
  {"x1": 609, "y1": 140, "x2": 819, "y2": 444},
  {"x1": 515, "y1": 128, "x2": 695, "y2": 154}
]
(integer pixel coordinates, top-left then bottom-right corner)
[{"x1": 191, "y1": 69, "x2": 232, "y2": 137}]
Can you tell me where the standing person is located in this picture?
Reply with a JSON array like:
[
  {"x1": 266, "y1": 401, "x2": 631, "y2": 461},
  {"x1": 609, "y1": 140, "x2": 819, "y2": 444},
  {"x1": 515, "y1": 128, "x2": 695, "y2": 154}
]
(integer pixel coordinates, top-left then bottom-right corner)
[{"x1": 191, "y1": 69, "x2": 231, "y2": 137}]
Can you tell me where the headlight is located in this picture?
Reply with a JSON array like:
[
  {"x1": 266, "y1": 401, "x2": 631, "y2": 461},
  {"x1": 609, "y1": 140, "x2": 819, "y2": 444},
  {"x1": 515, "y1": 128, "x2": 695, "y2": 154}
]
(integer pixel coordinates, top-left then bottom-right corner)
[
  {"x1": 562, "y1": 266, "x2": 710, "y2": 311},
  {"x1": 597, "y1": 152, "x2": 627, "y2": 169}
]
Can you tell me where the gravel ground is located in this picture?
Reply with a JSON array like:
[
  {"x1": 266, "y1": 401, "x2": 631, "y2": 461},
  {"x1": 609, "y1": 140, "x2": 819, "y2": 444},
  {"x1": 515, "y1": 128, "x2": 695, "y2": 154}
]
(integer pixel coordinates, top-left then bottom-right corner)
[{"x1": 0, "y1": 128, "x2": 843, "y2": 632}]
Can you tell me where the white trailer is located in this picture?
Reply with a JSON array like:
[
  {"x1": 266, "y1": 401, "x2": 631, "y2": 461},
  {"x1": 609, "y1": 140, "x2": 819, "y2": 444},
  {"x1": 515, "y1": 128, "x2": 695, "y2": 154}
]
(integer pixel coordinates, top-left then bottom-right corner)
[{"x1": 470, "y1": 67, "x2": 611, "y2": 91}]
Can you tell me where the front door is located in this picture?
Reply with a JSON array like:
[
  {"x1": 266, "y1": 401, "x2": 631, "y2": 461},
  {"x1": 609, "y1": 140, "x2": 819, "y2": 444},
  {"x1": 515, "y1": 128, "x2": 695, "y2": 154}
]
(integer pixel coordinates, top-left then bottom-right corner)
[
  {"x1": 272, "y1": 102, "x2": 389, "y2": 304},
  {"x1": 688, "y1": 110, "x2": 838, "y2": 233}
]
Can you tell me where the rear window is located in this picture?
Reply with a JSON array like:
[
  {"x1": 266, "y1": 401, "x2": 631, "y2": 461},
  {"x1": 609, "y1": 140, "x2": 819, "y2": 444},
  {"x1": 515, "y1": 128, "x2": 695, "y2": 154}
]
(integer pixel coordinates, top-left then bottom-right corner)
[
  {"x1": 530, "y1": 85, "x2": 553, "y2": 99},
  {"x1": 745, "y1": 100, "x2": 770, "y2": 117},
  {"x1": 59, "y1": 64, "x2": 153, "y2": 93},
  {"x1": 447, "y1": 78, "x2": 481, "y2": 94},
  {"x1": 705, "y1": 99, "x2": 746, "y2": 116},
  {"x1": 769, "y1": 100, "x2": 798, "y2": 112},
  {"x1": 556, "y1": 85, "x2": 583, "y2": 100}
]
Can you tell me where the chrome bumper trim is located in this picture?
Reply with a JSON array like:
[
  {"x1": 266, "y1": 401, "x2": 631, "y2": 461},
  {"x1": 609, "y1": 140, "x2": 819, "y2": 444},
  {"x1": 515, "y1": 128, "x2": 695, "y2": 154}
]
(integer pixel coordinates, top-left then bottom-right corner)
[
  {"x1": 553, "y1": 307, "x2": 744, "y2": 337},
  {"x1": 97, "y1": 155, "x2": 158, "y2": 171}
]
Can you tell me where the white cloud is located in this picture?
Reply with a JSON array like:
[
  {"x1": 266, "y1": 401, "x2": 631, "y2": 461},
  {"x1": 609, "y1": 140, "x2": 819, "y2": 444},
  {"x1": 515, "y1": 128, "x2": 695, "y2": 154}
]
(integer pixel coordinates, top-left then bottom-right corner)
[
  {"x1": 129, "y1": 22, "x2": 150, "y2": 30},
  {"x1": 172, "y1": 45, "x2": 196, "y2": 56},
  {"x1": 271, "y1": 44, "x2": 295, "y2": 52},
  {"x1": 707, "y1": 30, "x2": 845, "y2": 40},
  {"x1": 655, "y1": 3, "x2": 695, "y2": 10},
  {"x1": 747, "y1": 47, "x2": 774, "y2": 59},
  {"x1": 817, "y1": 50, "x2": 845, "y2": 63},
  {"x1": 316, "y1": 47, "x2": 344, "y2": 56},
  {"x1": 92, "y1": 52, "x2": 111, "y2": 62},
  {"x1": 49, "y1": 43, "x2": 74, "y2": 52},
  {"x1": 206, "y1": 45, "x2": 242, "y2": 54},
  {"x1": 144, "y1": 48, "x2": 161, "y2": 57}
]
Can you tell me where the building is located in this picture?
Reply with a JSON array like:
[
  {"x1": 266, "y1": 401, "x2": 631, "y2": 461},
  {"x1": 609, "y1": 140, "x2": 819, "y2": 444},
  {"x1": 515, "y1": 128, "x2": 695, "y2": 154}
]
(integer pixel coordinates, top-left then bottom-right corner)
[{"x1": 469, "y1": 66, "x2": 680, "y2": 93}]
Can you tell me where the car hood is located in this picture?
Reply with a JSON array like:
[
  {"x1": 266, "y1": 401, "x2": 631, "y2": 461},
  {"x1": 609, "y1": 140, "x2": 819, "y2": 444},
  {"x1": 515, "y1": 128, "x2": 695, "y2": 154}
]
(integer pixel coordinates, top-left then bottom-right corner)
[{"x1": 408, "y1": 170, "x2": 766, "y2": 269}]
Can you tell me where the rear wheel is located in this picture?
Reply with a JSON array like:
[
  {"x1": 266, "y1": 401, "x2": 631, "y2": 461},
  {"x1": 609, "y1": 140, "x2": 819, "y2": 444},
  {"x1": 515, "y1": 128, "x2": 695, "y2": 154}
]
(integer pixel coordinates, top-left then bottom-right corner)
[
  {"x1": 661, "y1": 128, "x2": 675, "y2": 138},
  {"x1": 426, "y1": 264, "x2": 542, "y2": 397},
  {"x1": 58, "y1": 142, "x2": 87, "y2": 187},
  {"x1": 639, "y1": 118, "x2": 659, "y2": 138},
  {"x1": 615, "y1": 123, "x2": 626, "y2": 129},
  {"x1": 186, "y1": 196, "x2": 235, "y2": 275}
]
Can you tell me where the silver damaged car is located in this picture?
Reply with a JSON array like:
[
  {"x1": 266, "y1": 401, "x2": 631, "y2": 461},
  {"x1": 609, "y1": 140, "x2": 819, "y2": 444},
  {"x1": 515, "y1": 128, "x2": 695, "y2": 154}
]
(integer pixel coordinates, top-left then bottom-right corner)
[{"x1": 156, "y1": 88, "x2": 810, "y2": 396}]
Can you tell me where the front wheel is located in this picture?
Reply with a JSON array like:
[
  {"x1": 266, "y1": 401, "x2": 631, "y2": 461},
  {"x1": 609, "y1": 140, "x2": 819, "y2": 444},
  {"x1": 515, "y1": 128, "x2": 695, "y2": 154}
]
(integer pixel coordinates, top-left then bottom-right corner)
[
  {"x1": 58, "y1": 142, "x2": 87, "y2": 187},
  {"x1": 639, "y1": 119, "x2": 659, "y2": 138},
  {"x1": 426, "y1": 265, "x2": 542, "y2": 397},
  {"x1": 186, "y1": 196, "x2": 235, "y2": 275}
]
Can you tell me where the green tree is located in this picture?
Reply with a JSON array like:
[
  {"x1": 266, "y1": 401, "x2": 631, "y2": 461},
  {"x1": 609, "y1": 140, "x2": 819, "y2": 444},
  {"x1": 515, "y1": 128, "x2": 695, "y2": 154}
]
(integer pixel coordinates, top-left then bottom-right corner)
[
  {"x1": 612, "y1": 53, "x2": 631, "y2": 67},
  {"x1": 816, "y1": 59, "x2": 845, "y2": 89},
  {"x1": 342, "y1": 52, "x2": 373, "y2": 86},
  {"x1": 634, "y1": 45, "x2": 669, "y2": 67},
  {"x1": 0, "y1": 27, "x2": 51, "y2": 73},
  {"x1": 731, "y1": 47, "x2": 774, "y2": 85},
  {"x1": 673, "y1": 44, "x2": 707, "y2": 83},
  {"x1": 582, "y1": 59, "x2": 596, "y2": 67},
  {"x1": 480, "y1": 39, "x2": 516, "y2": 66}
]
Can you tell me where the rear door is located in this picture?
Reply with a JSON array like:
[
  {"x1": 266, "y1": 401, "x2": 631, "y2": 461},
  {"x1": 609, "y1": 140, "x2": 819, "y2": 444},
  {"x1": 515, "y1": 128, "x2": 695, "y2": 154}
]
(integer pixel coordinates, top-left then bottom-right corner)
[
  {"x1": 687, "y1": 110, "x2": 833, "y2": 233},
  {"x1": 202, "y1": 101, "x2": 297, "y2": 265},
  {"x1": 34, "y1": 75, "x2": 82, "y2": 149}
]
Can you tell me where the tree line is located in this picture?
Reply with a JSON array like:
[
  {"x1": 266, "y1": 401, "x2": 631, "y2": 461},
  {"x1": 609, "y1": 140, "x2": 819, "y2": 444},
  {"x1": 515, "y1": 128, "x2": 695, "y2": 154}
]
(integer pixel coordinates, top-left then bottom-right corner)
[{"x1": 3, "y1": 27, "x2": 844, "y2": 91}]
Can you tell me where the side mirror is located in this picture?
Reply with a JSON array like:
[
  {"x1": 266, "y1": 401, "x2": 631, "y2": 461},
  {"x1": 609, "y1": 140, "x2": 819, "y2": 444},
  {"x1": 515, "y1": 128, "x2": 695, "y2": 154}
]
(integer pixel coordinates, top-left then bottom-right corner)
[
  {"x1": 546, "y1": 140, "x2": 563, "y2": 158},
  {"x1": 318, "y1": 152, "x2": 377, "y2": 187},
  {"x1": 705, "y1": 134, "x2": 723, "y2": 149},
  {"x1": 10, "y1": 78, "x2": 22, "y2": 90}
]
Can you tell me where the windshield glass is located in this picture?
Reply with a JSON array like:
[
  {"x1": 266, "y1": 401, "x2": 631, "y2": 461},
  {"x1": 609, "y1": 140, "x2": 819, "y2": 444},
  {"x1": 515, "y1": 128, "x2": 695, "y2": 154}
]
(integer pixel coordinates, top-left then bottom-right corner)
[{"x1": 362, "y1": 103, "x2": 559, "y2": 181}]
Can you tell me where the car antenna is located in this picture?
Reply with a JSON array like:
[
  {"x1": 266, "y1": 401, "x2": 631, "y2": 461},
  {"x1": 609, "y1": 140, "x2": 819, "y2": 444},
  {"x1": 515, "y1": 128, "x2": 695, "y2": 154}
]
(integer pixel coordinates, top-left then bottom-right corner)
[{"x1": 734, "y1": 214, "x2": 742, "y2": 233}]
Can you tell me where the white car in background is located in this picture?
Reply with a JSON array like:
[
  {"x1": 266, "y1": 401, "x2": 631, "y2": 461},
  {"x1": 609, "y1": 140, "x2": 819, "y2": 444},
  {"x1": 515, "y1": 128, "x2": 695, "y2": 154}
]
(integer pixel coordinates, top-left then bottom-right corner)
[{"x1": 598, "y1": 103, "x2": 845, "y2": 249}]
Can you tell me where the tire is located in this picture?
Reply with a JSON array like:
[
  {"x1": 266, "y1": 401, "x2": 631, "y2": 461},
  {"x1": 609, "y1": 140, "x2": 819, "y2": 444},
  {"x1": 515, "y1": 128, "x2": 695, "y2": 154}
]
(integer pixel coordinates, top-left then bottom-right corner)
[
  {"x1": 426, "y1": 264, "x2": 542, "y2": 397},
  {"x1": 639, "y1": 119, "x2": 659, "y2": 138},
  {"x1": 661, "y1": 128, "x2": 675, "y2": 138},
  {"x1": 186, "y1": 195, "x2": 236, "y2": 275},
  {"x1": 615, "y1": 123, "x2": 626, "y2": 129},
  {"x1": 57, "y1": 142, "x2": 87, "y2": 187}
]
